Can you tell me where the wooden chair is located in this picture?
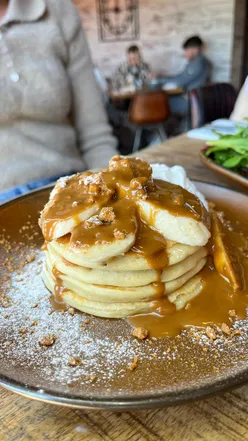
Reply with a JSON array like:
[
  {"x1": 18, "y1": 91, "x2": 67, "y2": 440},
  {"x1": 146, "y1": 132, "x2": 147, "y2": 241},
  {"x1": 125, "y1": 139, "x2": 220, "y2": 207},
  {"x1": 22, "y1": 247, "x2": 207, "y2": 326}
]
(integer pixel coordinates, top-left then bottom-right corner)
[
  {"x1": 188, "y1": 83, "x2": 237, "y2": 129},
  {"x1": 128, "y1": 90, "x2": 170, "y2": 152}
]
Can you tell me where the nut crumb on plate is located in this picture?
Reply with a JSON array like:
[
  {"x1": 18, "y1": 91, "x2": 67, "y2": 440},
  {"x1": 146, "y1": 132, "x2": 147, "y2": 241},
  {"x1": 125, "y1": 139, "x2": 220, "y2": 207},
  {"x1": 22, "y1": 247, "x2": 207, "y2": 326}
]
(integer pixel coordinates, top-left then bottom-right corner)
[
  {"x1": 132, "y1": 327, "x2": 149, "y2": 340},
  {"x1": 68, "y1": 357, "x2": 82, "y2": 367},
  {"x1": 221, "y1": 323, "x2": 231, "y2": 336},
  {"x1": 39, "y1": 335, "x2": 56, "y2": 347},
  {"x1": 26, "y1": 254, "x2": 35, "y2": 263},
  {"x1": 129, "y1": 355, "x2": 139, "y2": 371},
  {"x1": 205, "y1": 326, "x2": 217, "y2": 343}
]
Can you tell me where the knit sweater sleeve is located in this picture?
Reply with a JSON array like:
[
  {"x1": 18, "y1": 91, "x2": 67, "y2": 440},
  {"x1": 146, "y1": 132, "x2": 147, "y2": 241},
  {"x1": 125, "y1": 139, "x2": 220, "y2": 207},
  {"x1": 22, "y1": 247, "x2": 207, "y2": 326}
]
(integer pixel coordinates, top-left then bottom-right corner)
[{"x1": 52, "y1": 0, "x2": 117, "y2": 169}]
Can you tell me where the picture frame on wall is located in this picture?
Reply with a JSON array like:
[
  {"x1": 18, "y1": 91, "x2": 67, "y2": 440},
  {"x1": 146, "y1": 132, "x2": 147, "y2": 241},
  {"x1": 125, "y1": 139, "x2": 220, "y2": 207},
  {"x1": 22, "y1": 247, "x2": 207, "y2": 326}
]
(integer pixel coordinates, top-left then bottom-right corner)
[{"x1": 96, "y1": 0, "x2": 139, "y2": 42}]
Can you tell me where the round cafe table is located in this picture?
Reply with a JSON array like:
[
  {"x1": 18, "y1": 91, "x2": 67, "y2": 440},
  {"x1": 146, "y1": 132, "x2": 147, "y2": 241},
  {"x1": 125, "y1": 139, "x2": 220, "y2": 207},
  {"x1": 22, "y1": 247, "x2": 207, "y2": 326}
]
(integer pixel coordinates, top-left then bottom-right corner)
[{"x1": 109, "y1": 86, "x2": 184, "y2": 102}]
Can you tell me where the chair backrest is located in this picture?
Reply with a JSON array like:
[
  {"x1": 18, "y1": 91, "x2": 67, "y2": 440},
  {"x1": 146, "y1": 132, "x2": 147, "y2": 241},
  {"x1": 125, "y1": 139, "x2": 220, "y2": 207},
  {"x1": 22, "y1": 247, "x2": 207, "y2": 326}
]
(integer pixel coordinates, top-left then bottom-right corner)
[
  {"x1": 128, "y1": 90, "x2": 170, "y2": 125},
  {"x1": 188, "y1": 83, "x2": 237, "y2": 129}
]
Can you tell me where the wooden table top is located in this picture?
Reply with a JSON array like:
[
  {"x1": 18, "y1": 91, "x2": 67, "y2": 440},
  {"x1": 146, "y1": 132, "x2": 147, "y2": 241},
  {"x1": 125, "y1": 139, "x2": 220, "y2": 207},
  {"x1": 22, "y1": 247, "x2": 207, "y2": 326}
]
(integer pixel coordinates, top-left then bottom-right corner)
[
  {"x1": 1, "y1": 134, "x2": 248, "y2": 441},
  {"x1": 109, "y1": 86, "x2": 184, "y2": 101}
]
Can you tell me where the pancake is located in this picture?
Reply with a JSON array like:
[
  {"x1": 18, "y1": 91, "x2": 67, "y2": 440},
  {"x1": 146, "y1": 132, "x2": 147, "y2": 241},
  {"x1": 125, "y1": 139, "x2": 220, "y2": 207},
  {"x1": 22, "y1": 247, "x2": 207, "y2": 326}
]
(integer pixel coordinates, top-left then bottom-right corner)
[
  {"x1": 44, "y1": 255, "x2": 206, "y2": 303},
  {"x1": 69, "y1": 200, "x2": 138, "y2": 262},
  {"x1": 137, "y1": 179, "x2": 210, "y2": 246},
  {"x1": 46, "y1": 245, "x2": 207, "y2": 287},
  {"x1": 49, "y1": 238, "x2": 201, "y2": 271},
  {"x1": 43, "y1": 266, "x2": 203, "y2": 318},
  {"x1": 167, "y1": 275, "x2": 204, "y2": 310}
]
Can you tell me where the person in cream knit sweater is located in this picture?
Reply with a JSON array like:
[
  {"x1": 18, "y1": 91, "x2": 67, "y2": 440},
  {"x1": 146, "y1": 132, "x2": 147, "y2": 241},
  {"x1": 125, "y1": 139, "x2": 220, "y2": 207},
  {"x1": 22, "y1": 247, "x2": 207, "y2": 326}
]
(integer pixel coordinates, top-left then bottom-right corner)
[{"x1": 0, "y1": 0, "x2": 117, "y2": 200}]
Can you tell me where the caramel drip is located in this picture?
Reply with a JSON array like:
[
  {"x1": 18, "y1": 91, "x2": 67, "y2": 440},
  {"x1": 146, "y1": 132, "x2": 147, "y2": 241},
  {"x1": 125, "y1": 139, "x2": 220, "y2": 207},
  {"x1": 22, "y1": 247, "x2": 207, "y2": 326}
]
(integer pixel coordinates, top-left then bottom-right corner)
[
  {"x1": 152, "y1": 282, "x2": 166, "y2": 298},
  {"x1": 41, "y1": 241, "x2": 48, "y2": 251},
  {"x1": 52, "y1": 266, "x2": 67, "y2": 302},
  {"x1": 131, "y1": 221, "x2": 168, "y2": 270},
  {"x1": 49, "y1": 295, "x2": 67, "y2": 311}
]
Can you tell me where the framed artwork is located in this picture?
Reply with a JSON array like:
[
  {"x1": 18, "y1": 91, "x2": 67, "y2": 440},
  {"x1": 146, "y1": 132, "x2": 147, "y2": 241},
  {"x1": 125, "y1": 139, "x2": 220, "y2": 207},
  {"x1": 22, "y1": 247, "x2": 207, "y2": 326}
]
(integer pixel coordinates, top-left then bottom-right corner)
[{"x1": 96, "y1": 0, "x2": 139, "y2": 42}]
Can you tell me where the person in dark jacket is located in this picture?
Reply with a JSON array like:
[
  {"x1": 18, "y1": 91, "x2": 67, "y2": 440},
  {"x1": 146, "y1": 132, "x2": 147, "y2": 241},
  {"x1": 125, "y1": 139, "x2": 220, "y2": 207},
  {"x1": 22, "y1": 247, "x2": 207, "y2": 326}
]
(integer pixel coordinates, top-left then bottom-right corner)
[{"x1": 163, "y1": 36, "x2": 212, "y2": 117}]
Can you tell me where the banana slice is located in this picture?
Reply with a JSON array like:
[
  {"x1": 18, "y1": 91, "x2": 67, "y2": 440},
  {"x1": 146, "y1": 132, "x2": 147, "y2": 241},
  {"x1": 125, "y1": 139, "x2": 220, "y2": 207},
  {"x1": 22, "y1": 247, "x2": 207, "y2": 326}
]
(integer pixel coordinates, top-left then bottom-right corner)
[
  {"x1": 70, "y1": 200, "x2": 137, "y2": 262},
  {"x1": 137, "y1": 179, "x2": 210, "y2": 247},
  {"x1": 39, "y1": 172, "x2": 113, "y2": 241},
  {"x1": 138, "y1": 199, "x2": 210, "y2": 246},
  {"x1": 211, "y1": 211, "x2": 243, "y2": 291}
]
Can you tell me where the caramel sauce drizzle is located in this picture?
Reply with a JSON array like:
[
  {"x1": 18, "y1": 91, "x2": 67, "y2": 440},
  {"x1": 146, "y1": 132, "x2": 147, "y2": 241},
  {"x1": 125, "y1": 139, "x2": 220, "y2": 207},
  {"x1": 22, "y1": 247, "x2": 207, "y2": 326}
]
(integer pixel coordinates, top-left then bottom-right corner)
[
  {"x1": 71, "y1": 199, "x2": 137, "y2": 250},
  {"x1": 41, "y1": 157, "x2": 209, "y2": 277},
  {"x1": 129, "y1": 202, "x2": 248, "y2": 337},
  {"x1": 52, "y1": 266, "x2": 67, "y2": 303}
]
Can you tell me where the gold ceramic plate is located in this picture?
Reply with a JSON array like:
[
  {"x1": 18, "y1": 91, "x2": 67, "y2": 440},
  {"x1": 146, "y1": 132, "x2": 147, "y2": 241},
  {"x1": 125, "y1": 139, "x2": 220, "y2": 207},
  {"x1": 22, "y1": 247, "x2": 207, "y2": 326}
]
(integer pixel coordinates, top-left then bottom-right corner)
[
  {"x1": 0, "y1": 182, "x2": 248, "y2": 410},
  {"x1": 200, "y1": 149, "x2": 248, "y2": 189}
]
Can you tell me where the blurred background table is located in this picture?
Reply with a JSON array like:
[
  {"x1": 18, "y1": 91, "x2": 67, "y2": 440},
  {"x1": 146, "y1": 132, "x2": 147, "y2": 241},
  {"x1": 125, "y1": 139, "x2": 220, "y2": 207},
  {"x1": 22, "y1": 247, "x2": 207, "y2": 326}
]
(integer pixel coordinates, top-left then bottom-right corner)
[
  {"x1": 1, "y1": 134, "x2": 247, "y2": 441},
  {"x1": 109, "y1": 86, "x2": 184, "y2": 101}
]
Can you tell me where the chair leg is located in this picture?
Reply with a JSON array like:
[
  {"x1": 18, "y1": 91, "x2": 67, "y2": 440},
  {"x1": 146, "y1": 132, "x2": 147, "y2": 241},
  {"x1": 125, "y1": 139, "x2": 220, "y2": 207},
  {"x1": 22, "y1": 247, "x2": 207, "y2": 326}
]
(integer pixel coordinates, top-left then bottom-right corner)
[
  {"x1": 132, "y1": 127, "x2": 143, "y2": 153},
  {"x1": 157, "y1": 124, "x2": 167, "y2": 142}
]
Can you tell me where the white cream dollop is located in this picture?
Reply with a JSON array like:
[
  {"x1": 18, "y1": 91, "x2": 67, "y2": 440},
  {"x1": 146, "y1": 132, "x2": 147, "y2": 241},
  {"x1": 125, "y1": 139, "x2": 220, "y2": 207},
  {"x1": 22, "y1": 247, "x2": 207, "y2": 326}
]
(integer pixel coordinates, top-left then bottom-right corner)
[{"x1": 151, "y1": 164, "x2": 208, "y2": 210}]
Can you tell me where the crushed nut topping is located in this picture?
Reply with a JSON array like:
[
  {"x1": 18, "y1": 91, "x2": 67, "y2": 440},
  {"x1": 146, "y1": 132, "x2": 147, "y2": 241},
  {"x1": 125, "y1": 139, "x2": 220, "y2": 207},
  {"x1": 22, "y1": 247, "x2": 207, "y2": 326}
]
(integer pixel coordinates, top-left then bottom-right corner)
[
  {"x1": 68, "y1": 357, "x2": 81, "y2": 367},
  {"x1": 26, "y1": 254, "x2": 35, "y2": 263},
  {"x1": 20, "y1": 328, "x2": 28, "y2": 335},
  {"x1": 129, "y1": 355, "x2": 139, "y2": 371},
  {"x1": 221, "y1": 323, "x2": 231, "y2": 336},
  {"x1": 231, "y1": 329, "x2": 242, "y2": 337},
  {"x1": 84, "y1": 375, "x2": 96, "y2": 382},
  {"x1": 87, "y1": 195, "x2": 95, "y2": 204},
  {"x1": 99, "y1": 207, "x2": 116, "y2": 223},
  {"x1": 84, "y1": 216, "x2": 103, "y2": 228},
  {"x1": 82, "y1": 173, "x2": 113, "y2": 197},
  {"x1": 205, "y1": 326, "x2": 217, "y2": 343},
  {"x1": 39, "y1": 335, "x2": 56, "y2": 347},
  {"x1": 113, "y1": 229, "x2": 127, "y2": 240},
  {"x1": 132, "y1": 327, "x2": 149, "y2": 340}
]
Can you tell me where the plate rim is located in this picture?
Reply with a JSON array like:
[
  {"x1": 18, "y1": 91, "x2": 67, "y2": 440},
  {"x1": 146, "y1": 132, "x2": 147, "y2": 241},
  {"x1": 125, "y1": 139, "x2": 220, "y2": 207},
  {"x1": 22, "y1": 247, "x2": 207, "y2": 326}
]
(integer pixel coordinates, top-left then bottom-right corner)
[
  {"x1": 1, "y1": 181, "x2": 248, "y2": 410},
  {"x1": 1, "y1": 366, "x2": 248, "y2": 410}
]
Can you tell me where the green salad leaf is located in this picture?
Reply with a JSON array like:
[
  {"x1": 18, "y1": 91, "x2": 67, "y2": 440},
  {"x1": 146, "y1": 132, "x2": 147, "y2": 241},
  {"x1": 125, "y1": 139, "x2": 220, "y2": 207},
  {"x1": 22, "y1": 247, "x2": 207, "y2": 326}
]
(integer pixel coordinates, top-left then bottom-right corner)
[{"x1": 205, "y1": 123, "x2": 248, "y2": 173}]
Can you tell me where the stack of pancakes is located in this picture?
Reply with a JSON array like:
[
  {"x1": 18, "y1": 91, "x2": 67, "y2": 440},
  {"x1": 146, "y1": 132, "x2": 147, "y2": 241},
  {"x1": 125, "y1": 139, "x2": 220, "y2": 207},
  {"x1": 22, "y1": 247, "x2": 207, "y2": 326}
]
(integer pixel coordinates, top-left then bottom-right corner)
[{"x1": 40, "y1": 156, "x2": 211, "y2": 318}]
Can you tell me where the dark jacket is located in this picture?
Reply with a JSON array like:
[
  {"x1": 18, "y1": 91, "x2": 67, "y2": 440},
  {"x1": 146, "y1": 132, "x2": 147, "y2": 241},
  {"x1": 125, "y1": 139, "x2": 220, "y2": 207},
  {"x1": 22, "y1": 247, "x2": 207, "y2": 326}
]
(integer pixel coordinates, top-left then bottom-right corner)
[{"x1": 165, "y1": 54, "x2": 212, "y2": 91}]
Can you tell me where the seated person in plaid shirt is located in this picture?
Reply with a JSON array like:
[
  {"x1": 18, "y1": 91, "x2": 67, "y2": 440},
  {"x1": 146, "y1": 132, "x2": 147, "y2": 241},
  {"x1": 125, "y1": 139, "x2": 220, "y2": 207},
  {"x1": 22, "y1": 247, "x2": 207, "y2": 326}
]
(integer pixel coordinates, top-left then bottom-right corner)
[{"x1": 111, "y1": 45, "x2": 152, "y2": 90}]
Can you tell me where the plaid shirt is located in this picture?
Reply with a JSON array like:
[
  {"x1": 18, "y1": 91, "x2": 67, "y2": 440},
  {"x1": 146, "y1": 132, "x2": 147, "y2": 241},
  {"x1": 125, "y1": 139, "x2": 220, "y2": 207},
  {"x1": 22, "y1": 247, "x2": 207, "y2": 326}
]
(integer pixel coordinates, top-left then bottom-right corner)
[{"x1": 111, "y1": 62, "x2": 151, "y2": 89}]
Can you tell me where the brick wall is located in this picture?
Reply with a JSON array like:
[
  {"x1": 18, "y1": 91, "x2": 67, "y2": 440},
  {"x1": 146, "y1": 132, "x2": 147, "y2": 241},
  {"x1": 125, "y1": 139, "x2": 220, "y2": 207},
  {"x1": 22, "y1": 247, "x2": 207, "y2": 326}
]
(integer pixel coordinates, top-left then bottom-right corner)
[{"x1": 73, "y1": 0, "x2": 235, "y2": 82}]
